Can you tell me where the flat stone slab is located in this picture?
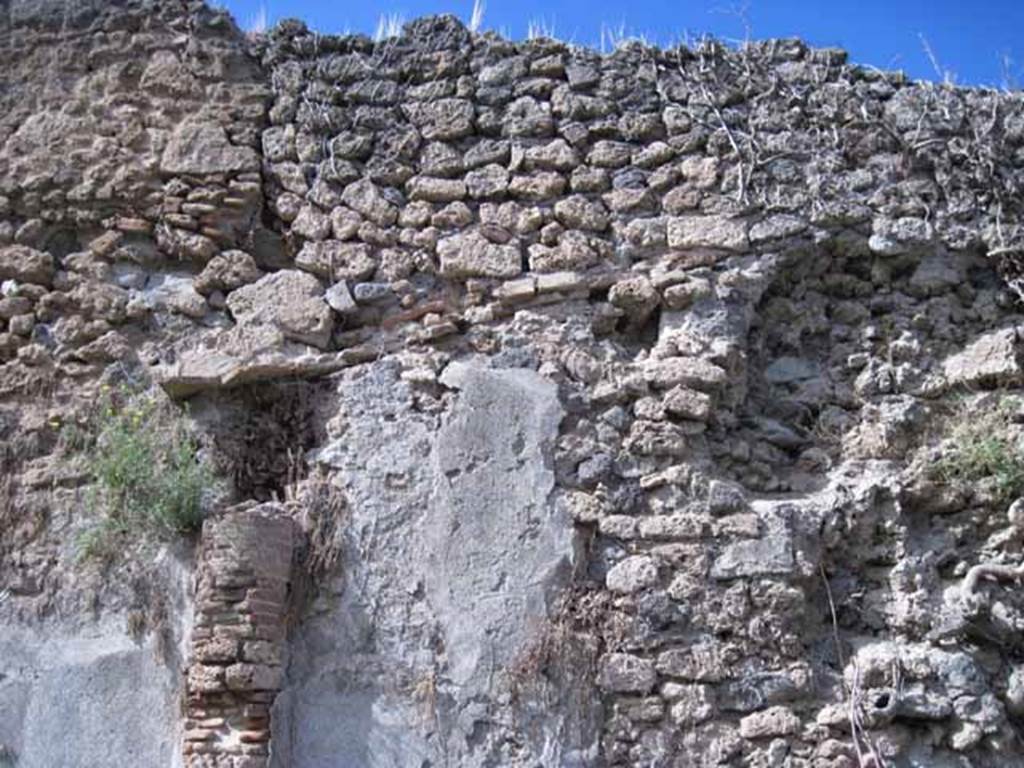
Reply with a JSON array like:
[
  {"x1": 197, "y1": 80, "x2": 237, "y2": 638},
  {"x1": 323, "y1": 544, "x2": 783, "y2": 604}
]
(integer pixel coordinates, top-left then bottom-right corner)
[{"x1": 711, "y1": 535, "x2": 795, "y2": 580}]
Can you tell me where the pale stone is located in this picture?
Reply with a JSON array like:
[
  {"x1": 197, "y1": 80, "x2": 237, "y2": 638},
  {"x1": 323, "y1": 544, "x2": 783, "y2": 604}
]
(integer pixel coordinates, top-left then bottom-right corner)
[
  {"x1": 296, "y1": 241, "x2": 377, "y2": 282},
  {"x1": 663, "y1": 386, "x2": 713, "y2": 421},
  {"x1": 669, "y1": 685, "x2": 715, "y2": 726},
  {"x1": 942, "y1": 327, "x2": 1022, "y2": 388},
  {"x1": 599, "y1": 653, "x2": 656, "y2": 693},
  {"x1": 407, "y1": 176, "x2": 467, "y2": 203},
  {"x1": 227, "y1": 270, "x2": 333, "y2": 349},
  {"x1": 160, "y1": 122, "x2": 258, "y2": 175},
  {"x1": 644, "y1": 357, "x2": 729, "y2": 392},
  {"x1": 711, "y1": 536, "x2": 794, "y2": 580},
  {"x1": 606, "y1": 556, "x2": 659, "y2": 594},
  {"x1": 438, "y1": 231, "x2": 522, "y2": 278},
  {"x1": 738, "y1": 706, "x2": 801, "y2": 739},
  {"x1": 340, "y1": 179, "x2": 398, "y2": 226},
  {"x1": 553, "y1": 195, "x2": 609, "y2": 231},
  {"x1": 194, "y1": 250, "x2": 262, "y2": 295},
  {"x1": 667, "y1": 215, "x2": 749, "y2": 251}
]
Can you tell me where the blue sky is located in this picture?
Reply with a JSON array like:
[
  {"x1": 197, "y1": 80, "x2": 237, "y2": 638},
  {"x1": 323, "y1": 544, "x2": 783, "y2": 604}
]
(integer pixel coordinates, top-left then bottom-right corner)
[{"x1": 221, "y1": 0, "x2": 1024, "y2": 88}]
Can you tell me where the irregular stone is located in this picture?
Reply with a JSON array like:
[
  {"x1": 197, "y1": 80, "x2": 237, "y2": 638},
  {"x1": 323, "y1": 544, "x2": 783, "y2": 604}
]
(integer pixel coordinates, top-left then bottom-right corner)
[
  {"x1": 143, "y1": 274, "x2": 208, "y2": 319},
  {"x1": 566, "y1": 63, "x2": 600, "y2": 89},
  {"x1": 669, "y1": 685, "x2": 715, "y2": 726},
  {"x1": 466, "y1": 164, "x2": 509, "y2": 199},
  {"x1": 638, "y1": 515, "x2": 707, "y2": 540},
  {"x1": 662, "y1": 280, "x2": 711, "y2": 310},
  {"x1": 625, "y1": 420, "x2": 689, "y2": 457},
  {"x1": 352, "y1": 282, "x2": 392, "y2": 303},
  {"x1": 437, "y1": 230, "x2": 522, "y2": 278},
  {"x1": 657, "y1": 643, "x2": 726, "y2": 682},
  {"x1": 227, "y1": 270, "x2": 333, "y2": 349},
  {"x1": 588, "y1": 140, "x2": 633, "y2": 168},
  {"x1": 495, "y1": 276, "x2": 536, "y2": 303},
  {"x1": 525, "y1": 139, "x2": 579, "y2": 171},
  {"x1": 942, "y1": 327, "x2": 1022, "y2": 388},
  {"x1": 663, "y1": 386, "x2": 713, "y2": 421},
  {"x1": 738, "y1": 706, "x2": 801, "y2": 739},
  {"x1": 155, "y1": 226, "x2": 217, "y2": 262},
  {"x1": 621, "y1": 217, "x2": 667, "y2": 248},
  {"x1": 75, "y1": 330, "x2": 134, "y2": 363},
  {"x1": 464, "y1": 139, "x2": 511, "y2": 169},
  {"x1": 329, "y1": 130, "x2": 374, "y2": 160},
  {"x1": 606, "y1": 556, "x2": 659, "y2": 594},
  {"x1": 553, "y1": 195, "x2": 609, "y2": 231},
  {"x1": 291, "y1": 204, "x2": 332, "y2": 241},
  {"x1": 407, "y1": 176, "x2": 467, "y2": 202},
  {"x1": 603, "y1": 187, "x2": 656, "y2": 213},
  {"x1": 295, "y1": 241, "x2": 377, "y2": 282},
  {"x1": 609, "y1": 276, "x2": 659, "y2": 322},
  {"x1": 749, "y1": 214, "x2": 807, "y2": 244},
  {"x1": 536, "y1": 271, "x2": 585, "y2": 294},
  {"x1": 325, "y1": 280, "x2": 358, "y2": 314},
  {"x1": 711, "y1": 536, "x2": 794, "y2": 580},
  {"x1": 599, "y1": 653, "x2": 657, "y2": 693},
  {"x1": 0, "y1": 295, "x2": 31, "y2": 319},
  {"x1": 869, "y1": 216, "x2": 933, "y2": 256},
  {"x1": 707, "y1": 480, "x2": 748, "y2": 515},
  {"x1": 160, "y1": 122, "x2": 259, "y2": 175},
  {"x1": 503, "y1": 96, "x2": 554, "y2": 137},
  {"x1": 508, "y1": 172, "x2": 567, "y2": 201},
  {"x1": 644, "y1": 357, "x2": 728, "y2": 392},
  {"x1": 194, "y1": 250, "x2": 263, "y2": 295},
  {"x1": 340, "y1": 179, "x2": 399, "y2": 226},
  {"x1": 679, "y1": 154, "x2": 720, "y2": 188},
  {"x1": 0, "y1": 245, "x2": 54, "y2": 284},
  {"x1": 527, "y1": 233, "x2": 598, "y2": 273},
  {"x1": 224, "y1": 663, "x2": 283, "y2": 692},
  {"x1": 8, "y1": 313, "x2": 34, "y2": 336},
  {"x1": 141, "y1": 49, "x2": 199, "y2": 96},
  {"x1": 570, "y1": 166, "x2": 610, "y2": 193},
  {"x1": 480, "y1": 55, "x2": 528, "y2": 85},
  {"x1": 404, "y1": 98, "x2": 475, "y2": 140},
  {"x1": 432, "y1": 201, "x2": 473, "y2": 229},
  {"x1": 719, "y1": 670, "x2": 811, "y2": 713},
  {"x1": 667, "y1": 215, "x2": 749, "y2": 252}
]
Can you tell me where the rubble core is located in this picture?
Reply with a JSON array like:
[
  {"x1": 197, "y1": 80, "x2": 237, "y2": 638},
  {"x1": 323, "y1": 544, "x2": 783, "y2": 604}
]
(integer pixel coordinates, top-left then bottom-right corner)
[{"x1": 3, "y1": 1, "x2": 1024, "y2": 766}]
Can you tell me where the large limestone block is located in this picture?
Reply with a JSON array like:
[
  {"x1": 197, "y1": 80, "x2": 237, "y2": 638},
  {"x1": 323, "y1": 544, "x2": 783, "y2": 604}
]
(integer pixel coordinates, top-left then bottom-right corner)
[
  {"x1": 943, "y1": 327, "x2": 1023, "y2": 388},
  {"x1": 667, "y1": 214, "x2": 749, "y2": 251},
  {"x1": 227, "y1": 269, "x2": 333, "y2": 349},
  {"x1": 437, "y1": 230, "x2": 522, "y2": 278},
  {"x1": 160, "y1": 122, "x2": 259, "y2": 175}
]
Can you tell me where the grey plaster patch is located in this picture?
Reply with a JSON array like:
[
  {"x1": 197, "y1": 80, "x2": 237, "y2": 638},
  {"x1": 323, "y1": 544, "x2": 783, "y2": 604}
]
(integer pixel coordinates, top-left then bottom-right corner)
[
  {"x1": 0, "y1": 622, "x2": 184, "y2": 768},
  {"x1": 274, "y1": 360, "x2": 591, "y2": 767}
]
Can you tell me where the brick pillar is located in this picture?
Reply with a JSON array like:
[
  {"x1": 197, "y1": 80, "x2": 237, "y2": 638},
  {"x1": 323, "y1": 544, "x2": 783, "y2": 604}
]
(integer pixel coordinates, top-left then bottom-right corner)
[{"x1": 183, "y1": 503, "x2": 296, "y2": 768}]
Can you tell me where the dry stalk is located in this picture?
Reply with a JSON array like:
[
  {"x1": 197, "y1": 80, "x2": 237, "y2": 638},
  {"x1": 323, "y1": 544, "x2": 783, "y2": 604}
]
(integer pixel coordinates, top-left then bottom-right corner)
[{"x1": 821, "y1": 565, "x2": 888, "y2": 768}]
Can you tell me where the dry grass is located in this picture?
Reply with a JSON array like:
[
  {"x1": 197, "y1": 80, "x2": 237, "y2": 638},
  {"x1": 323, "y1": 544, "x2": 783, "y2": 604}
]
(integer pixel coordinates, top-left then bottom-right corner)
[{"x1": 932, "y1": 393, "x2": 1024, "y2": 505}]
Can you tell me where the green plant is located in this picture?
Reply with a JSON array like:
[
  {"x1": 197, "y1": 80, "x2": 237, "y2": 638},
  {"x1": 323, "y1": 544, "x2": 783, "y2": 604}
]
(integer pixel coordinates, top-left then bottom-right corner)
[
  {"x1": 70, "y1": 386, "x2": 212, "y2": 560},
  {"x1": 933, "y1": 394, "x2": 1024, "y2": 504}
]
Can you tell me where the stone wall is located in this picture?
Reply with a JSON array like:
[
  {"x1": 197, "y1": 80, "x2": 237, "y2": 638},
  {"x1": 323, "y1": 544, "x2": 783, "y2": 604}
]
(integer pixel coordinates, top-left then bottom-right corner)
[{"x1": 3, "y1": 2, "x2": 1024, "y2": 767}]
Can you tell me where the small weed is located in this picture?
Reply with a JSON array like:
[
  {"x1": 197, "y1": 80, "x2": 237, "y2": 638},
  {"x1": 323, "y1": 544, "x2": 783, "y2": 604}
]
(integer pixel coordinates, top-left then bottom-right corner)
[
  {"x1": 68, "y1": 386, "x2": 212, "y2": 560},
  {"x1": 933, "y1": 394, "x2": 1024, "y2": 504}
]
